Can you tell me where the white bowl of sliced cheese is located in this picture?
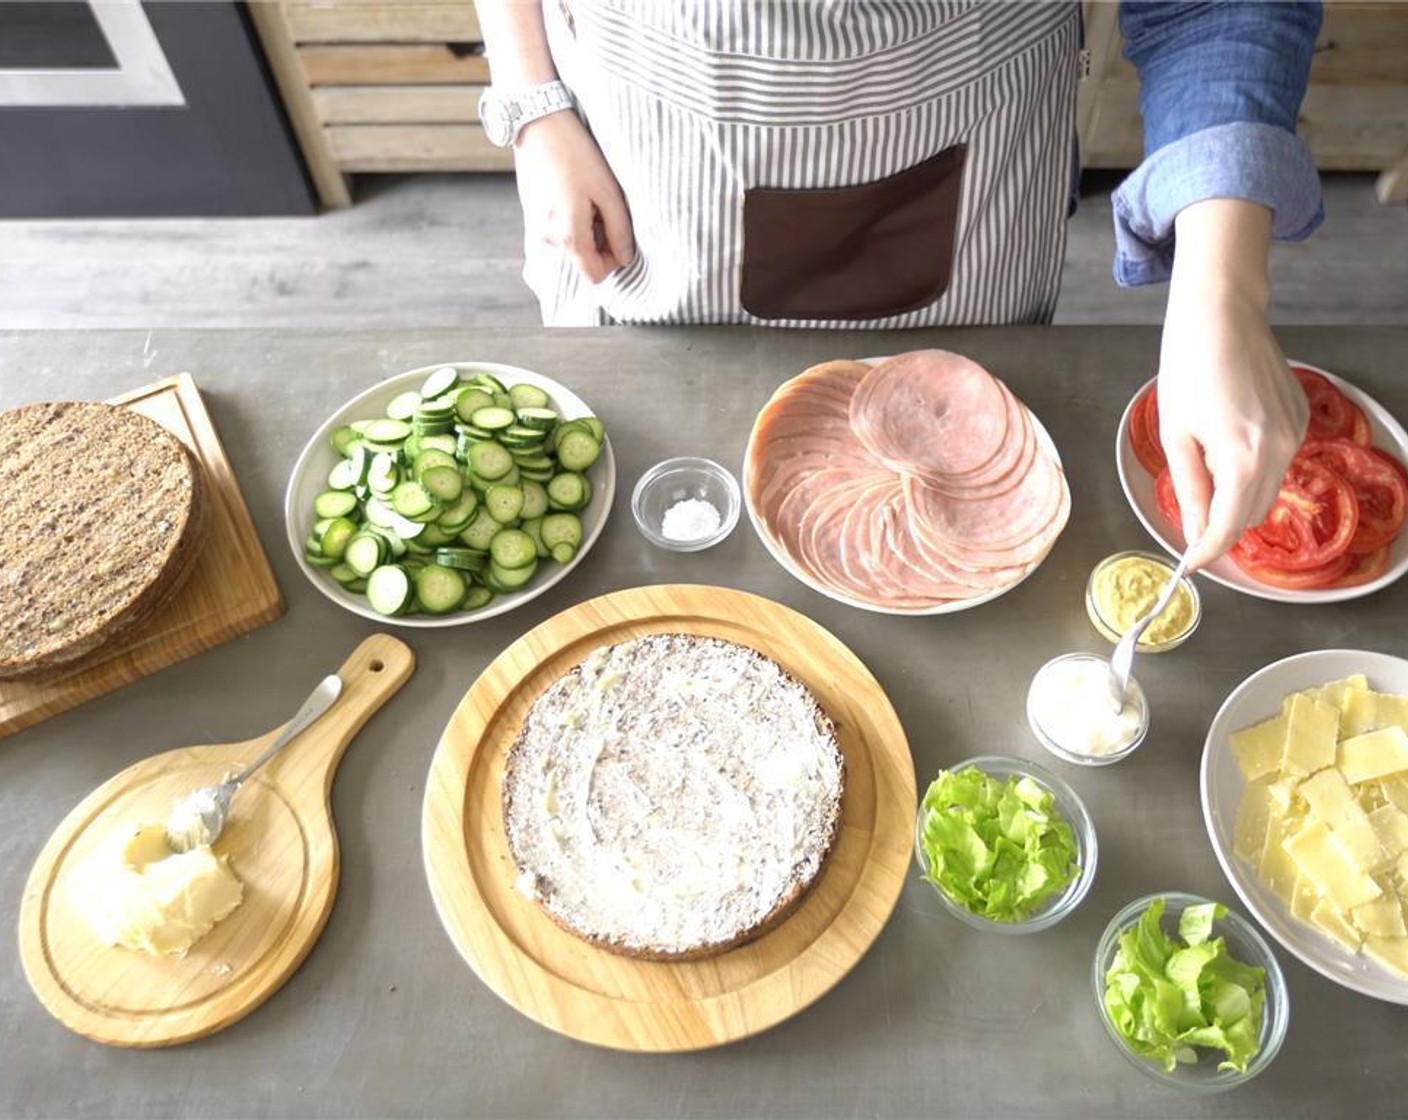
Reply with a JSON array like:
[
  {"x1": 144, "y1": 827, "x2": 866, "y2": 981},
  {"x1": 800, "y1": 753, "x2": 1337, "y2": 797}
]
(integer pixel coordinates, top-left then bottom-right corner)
[{"x1": 1201, "y1": 648, "x2": 1408, "y2": 1003}]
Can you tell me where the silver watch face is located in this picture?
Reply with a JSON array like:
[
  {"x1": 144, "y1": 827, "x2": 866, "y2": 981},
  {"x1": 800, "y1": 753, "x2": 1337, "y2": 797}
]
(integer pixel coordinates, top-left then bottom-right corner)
[{"x1": 479, "y1": 92, "x2": 514, "y2": 147}]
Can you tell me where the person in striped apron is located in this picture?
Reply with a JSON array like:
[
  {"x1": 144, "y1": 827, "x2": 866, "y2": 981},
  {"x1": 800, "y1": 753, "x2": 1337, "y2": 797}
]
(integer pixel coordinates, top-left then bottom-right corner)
[{"x1": 475, "y1": 1, "x2": 1324, "y2": 569}]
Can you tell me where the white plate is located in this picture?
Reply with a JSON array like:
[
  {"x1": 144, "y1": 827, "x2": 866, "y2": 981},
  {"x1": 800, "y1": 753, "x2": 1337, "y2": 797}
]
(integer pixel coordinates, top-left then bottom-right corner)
[
  {"x1": 285, "y1": 361, "x2": 614, "y2": 627},
  {"x1": 1116, "y1": 360, "x2": 1408, "y2": 603},
  {"x1": 1201, "y1": 648, "x2": 1408, "y2": 1004},
  {"x1": 742, "y1": 358, "x2": 1067, "y2": 616}
]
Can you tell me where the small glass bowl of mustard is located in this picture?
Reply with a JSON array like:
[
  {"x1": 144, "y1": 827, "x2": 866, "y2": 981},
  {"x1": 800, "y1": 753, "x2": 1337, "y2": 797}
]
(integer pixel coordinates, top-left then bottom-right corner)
[{"x1": 1085, "y1": 550, "x2": 1201, "y2": 654}]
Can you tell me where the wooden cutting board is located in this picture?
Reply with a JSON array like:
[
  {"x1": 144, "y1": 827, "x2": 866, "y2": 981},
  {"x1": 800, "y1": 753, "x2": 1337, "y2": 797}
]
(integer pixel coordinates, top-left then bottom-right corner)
[
  {"x1": 18, "y1": 633, "x2": 414, "y2": 1048},
  {"x1": 0, "y1": 374, "x2": 284, "y2": 740},
  {"x1": 423, "y1": 584, "x2": 916, "y2": 1052}
]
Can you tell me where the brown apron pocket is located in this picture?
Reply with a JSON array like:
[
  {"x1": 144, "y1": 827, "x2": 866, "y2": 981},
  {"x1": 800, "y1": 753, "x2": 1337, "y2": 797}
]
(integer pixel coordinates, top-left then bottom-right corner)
[{"x1": 740, "y1": 144, "x2": 966, "y2": 321}]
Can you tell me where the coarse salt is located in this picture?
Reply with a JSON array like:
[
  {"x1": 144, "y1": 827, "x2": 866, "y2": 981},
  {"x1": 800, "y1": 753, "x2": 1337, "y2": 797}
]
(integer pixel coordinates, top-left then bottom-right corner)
[{"x1": 661, "y1": 497, "x2": 722, "y2": 543}]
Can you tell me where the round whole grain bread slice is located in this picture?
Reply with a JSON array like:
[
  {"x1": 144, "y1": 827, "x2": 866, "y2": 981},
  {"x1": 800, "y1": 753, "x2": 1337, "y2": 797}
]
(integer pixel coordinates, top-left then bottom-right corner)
[{"x1": 0, "y1": 400, "x2": 207, "y2": 679}]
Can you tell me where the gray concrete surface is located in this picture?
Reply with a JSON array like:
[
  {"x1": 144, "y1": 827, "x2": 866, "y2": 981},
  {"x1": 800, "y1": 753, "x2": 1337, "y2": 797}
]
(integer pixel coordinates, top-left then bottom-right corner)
[{"x1": 2, "y1": 326, "x2": 1406, "y2": 1119}]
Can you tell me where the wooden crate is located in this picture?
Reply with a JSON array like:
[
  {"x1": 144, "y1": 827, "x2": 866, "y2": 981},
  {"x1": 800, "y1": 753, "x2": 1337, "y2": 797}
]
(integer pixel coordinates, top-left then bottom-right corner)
[
  {"x1": 247, "y1": 0, "x2": 508, "y2": 209},
  {"x1": 1079, "y1": 2, "x2": 1408, "y2": 203}
]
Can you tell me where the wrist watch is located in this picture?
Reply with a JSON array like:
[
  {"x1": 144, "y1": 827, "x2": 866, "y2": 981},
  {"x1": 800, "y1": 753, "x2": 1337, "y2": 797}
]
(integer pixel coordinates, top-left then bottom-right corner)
[{"x1": 479, "y1": 80, "x2": 576, "y2": 147}]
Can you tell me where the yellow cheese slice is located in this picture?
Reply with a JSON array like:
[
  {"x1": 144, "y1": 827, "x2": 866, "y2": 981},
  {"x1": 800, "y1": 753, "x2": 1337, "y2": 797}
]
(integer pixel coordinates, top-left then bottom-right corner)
[
  {"x1": 1234, "y1": 776, "x2": 1276, "y2": 867},
  {"x1": 1379, "y1": 774, "x2": 1408, "y2": 814},
  {"x1": 1353, "y1": 894, "x2": 1408, "y2": 938},
  {"x1": 1311, "y1": 898, "x2": 1364, "y2": 952},
  {"x1": 1259, "y1": 815, "x2": 1304, "y2": 905},
  {"x1": 1339, "y1": 687, "x2": 1382, "y2": 739},
  {"x1": 1363, "y1": 935, "x2": 1408, "y2": 978},
  {"x1": 1230, "y1": 709, "x2": 1289, "y2": 782},
  {"x1": 1339, "y1": 725, "x2": 1408, "y2": 785},
  {"x1": 1267, "y1": 776, "x2": 1300, "y2": 816},
  {"x1": 1306, "y1": 674, "x2": 1369, "y2": 709},
  {"x1": 1282, "y1": 691, "x2": 1340, "y2": 775},
  {"x1": 1298, "y1": 768, "x2": 1385, "y2": 869},
  {"x1": 1284, "y1": 820, "x2": 1383, "y2": 910},
  {"x1": 1368, "y1": 804, "x2": 1408, "y2": 862},
  {"x1": 1290, "y1": 872, "x2": 1321, "y2": 923}
]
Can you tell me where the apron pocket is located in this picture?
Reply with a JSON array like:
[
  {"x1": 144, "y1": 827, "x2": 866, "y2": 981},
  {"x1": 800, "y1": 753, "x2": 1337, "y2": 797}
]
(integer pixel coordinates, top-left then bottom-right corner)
[{"x1": 740, "y1": 144, "x2": 966, "y2": 321}]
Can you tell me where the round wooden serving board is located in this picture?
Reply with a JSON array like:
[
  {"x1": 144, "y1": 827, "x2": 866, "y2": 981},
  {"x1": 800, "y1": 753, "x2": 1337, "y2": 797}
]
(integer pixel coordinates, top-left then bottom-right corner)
[
  {"x1": 18, "y1": 634, "x2": 414, "y2": 1048},
  {"x1": 422, "y1": 584, "x2": 916, "y2": 1052}
]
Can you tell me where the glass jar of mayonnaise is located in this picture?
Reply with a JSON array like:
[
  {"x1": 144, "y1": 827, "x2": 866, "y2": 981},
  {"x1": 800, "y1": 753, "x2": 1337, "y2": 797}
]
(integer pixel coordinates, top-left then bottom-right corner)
[{"x1": 1027, "y1": 652, "x2": 1150, "y2": 766}]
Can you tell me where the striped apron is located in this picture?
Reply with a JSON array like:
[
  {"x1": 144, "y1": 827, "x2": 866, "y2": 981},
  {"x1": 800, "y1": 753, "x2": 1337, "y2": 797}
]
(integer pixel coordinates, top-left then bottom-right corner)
[{"x1": 529, "y1": 1, "x2": 1080, "y2": 327}]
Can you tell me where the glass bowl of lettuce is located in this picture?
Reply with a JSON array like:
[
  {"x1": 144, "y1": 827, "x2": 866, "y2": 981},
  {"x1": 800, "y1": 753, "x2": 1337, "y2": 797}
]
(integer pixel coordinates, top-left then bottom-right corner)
[
  {"x1": 913, "y1": 756, "x2": 1096, "y2": 933},
  {"x1": 1093, "y1": 893, "x2": 1289, "y2": 1091}
]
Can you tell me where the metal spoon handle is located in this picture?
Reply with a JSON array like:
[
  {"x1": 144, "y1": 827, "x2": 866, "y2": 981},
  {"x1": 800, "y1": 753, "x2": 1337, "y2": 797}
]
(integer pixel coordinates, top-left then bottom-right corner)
[
  {"x1": 229, "y1": 674, "x2": 343, "y2": 788},
  {"x1": 1108, "y1": 551, "x2": 1194, "y2": 707}
]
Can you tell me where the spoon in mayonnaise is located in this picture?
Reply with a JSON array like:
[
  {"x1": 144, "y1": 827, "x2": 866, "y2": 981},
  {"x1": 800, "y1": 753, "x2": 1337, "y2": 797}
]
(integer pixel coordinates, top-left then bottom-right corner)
[
  {"x1": 164, "y1": 674, "x2": 343, "y2": 853},
  {"x1": 1107, "y1": 549, "x2": 1194, "y2": 713}
]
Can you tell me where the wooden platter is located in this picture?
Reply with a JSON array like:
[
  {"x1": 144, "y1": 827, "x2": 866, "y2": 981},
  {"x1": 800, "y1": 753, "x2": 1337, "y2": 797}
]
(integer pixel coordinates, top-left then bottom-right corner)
[
  {"x1": 0, "y1": 373, "x2": 285, "y2": 741},
  {"x1": 422, "y1": 584, "x2": 916, "y2": 1052},
  {"x1": 19, "y1": 634, "x2": 414, "y2": 1047}
]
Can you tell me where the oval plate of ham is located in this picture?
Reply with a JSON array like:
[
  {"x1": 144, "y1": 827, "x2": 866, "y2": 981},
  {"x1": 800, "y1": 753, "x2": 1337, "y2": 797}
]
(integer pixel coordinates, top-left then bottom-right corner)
[
  {"x1": 1116, "y1": 362, "x2": 1408, "y2": 604},
  {"x1": 743, "y1": 352, "x2": 1070, "y2": 615}
]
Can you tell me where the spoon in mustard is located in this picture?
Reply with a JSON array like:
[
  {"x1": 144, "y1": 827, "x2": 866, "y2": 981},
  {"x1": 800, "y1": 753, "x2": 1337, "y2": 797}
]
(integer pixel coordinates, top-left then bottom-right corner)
[
  {"x1": 1107, "y1": 549, "x2": 1194, "y2": 713},
  {"x1": 164, "y1": 674, "x2": 343, "y2": 852}
]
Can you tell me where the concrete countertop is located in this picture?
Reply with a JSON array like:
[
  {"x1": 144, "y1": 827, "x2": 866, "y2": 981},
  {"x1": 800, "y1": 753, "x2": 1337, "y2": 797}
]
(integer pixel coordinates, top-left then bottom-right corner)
[{"x1": 2, "y1": 326, "x2": 1405, "y2": 1120}]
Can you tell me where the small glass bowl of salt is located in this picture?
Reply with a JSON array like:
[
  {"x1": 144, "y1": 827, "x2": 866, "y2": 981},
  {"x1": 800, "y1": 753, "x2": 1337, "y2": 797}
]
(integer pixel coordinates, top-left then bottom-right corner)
[{"x1": 631, "y1": 457, "x2": 741, "y2": 552}]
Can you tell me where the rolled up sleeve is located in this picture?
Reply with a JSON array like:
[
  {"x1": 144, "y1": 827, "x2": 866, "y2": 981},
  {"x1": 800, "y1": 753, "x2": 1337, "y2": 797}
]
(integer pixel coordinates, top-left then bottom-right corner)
[{"x1": 1111, "y1": 1, "x2": 1324, "y2": 287}]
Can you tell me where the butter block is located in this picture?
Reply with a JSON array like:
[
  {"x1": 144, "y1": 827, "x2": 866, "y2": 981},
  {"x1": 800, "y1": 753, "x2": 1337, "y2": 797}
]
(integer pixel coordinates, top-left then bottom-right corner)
[
  {"x1": 1339, "y1": 725, "x2": 1408, "y2": 785},
  {"x1": 1282, "y1": 691, "x2": 1340, "y2": 775}
]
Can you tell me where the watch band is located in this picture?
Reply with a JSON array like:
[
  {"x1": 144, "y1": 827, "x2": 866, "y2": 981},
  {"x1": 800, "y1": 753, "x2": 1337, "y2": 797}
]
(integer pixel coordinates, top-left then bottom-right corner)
[{"x1": 479, "y1": 80, "x2": 575, "y2": 148}]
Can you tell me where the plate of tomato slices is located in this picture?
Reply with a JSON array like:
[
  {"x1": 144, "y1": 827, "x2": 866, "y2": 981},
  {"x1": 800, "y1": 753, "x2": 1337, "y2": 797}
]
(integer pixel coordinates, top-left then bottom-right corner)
[{"x1": 1117, "y1": 361, "x2": 1408, "y2": 603}]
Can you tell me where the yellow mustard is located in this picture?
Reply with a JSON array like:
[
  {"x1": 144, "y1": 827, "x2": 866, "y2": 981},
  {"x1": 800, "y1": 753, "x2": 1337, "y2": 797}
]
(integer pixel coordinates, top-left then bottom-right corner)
[{"x1": 1091, "y1": 555, "x2": 1195, "y2": 646}]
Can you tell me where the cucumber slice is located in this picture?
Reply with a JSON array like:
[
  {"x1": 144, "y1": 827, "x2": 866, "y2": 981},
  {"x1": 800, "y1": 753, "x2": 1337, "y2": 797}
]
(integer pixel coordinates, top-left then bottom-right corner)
[
  {"x1": 421, "y1": 366, "x2": 461, "y2": 400},
  {"x1": 391, "y1": 480, "x2": 436, "y2": 519},
  {"x1": 580, "y1": 417, "x2": 606, "y2": 443},
  {"x1": 458, "y1": 506, "x2": 502, "y2": 551},
  {"x1": 508, "y1": 383, "x2": 551, "y2": 410},
  {"x1": 485, "y1": 484, "x2": 525, "y2": 524},
  {"x1": 470, "y1": 406, "x2": 515, "y2": 432},
  {"x1": 556, "y1": 429, "x2": 601, "y2": 472},
  {"x1": 344, "y1": 533, "x2": 387, "y2": 576},
  {"x1": 540, "y1": 512, "x2": 583, "y2": 552},
  {"x1": 327, "y1": 458, "x2": 362, "y2": 491},
  {"x1": 313, "y1": 489, "x2": 360, "y2": 521},
  {"x1": 454, "y1": 389, "x2": 496, "y2": 424},
  {"x1": 364, "y1": 496, "x2": 398, "y2": 528},
  {"x1": 366, "y1": 452, "x2": 400, "y2": 495},
  {"x1": 413, "y1": 448, "x2": 458, "y2": 476},
  {"x1": 490, "y1": 528, "x2": 537, "y2": 570},
  {"x1": 521, "y1": 517, "x2": 549, "y2": 559},
  {"x1": 364, "y1": 418, "x2": 412, "y2": 444},
  {"x1": 420, "y1": 464, "x2": 463, "y2": 504},
  {"x1": 514, "y1": 406, "x2": 559, "y2": 430},
  {"x1": 511, "y1": 453, "x2": 554, "y2": 472},
  {"x1": 414, "y1": 563, "x2": 467, "y2": 615},
  {"x1": 546, "y1": 472, "x2": 587, "y2": 511},
  {"x1": 435, "y1": 489, "x2": 478, "y2": 530},
  {"x1": 488, "y1": 557, "x2": 538, "y2": 590},
  {"x1": 329, "y1": 562, "x2": 361, "y2": 585},
  {"x1": 389, "y1": 512, "x2": 427, "y2": 539},
  {"x1": 386, "y1": 390, "x2": 423, "y2": 421},
  {"x1": 461, "y1": 585, "x2": 494, "y2": 611},
  {"x1": 366, "y1": 565, "x2": 413, "y2": 616},
  {"x1": 518, "y1": 466, "x2": 555, "y2": 483},
  {"x1": 550, "y1": 542, "x2": 577, "y2": 564},
  {"x1": 519, "y1": 479, "x2": 548, "y2": 520},
  {"x1": 419, "y1": 433, "x2": 458, "y2": 456},
  {"x1": 434, "y1": 547, "x2": 488, "y2": 572},
  {"x1": 363, "y1": 524, "x2": 407, "y2": 558},
  {"x1": 303, "y1": 550, "x2": 340, "y2": 568},
  {"x1": 467, "y1": 440, "x2": 513, "y2": 481},
  {"x1": 329, "y1": 425, "x2": 360, "y2": 456},
  {"x1": 470, "y1": 371, "x2": 508, "y2": 395},
  {"x1": 418, "y1": 523, "x2": 456, "y2": 547},
  {"x1": 314, "y1": 516, "x2": 358, "y2": 560}
]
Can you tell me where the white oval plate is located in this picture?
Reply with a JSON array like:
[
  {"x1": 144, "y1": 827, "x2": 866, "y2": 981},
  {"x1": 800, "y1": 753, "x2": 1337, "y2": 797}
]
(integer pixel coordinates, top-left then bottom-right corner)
[
  {"x1": 285, "y1": 361, "x2": 614, "y2": 627},
  {"x1": 1201, "y1": 648, "x2": 1408, "y2": 1004},
  {"x1": 1116, "y1": 360, "x2": 1408, "y2": 603},
  {"x1": 742, "y1": 358, "x2": 1067, "y2": 616}
]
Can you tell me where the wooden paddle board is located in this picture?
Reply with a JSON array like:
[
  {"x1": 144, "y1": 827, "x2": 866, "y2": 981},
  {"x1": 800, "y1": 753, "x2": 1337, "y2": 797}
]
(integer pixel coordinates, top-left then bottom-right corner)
[
  {"x1": 423, "y1": 584, "x2": 916, "y2": 1052},
  {"x1": 18, "y1": 633, "x2": 414, "y2": 1047}
]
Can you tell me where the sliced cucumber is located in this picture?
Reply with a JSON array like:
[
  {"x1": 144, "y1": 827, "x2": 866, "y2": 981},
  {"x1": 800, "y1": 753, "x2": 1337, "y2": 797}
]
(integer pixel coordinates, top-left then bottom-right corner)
[
  {"x1": 435, "y1": 489, "x2": 478, "y2": 531},
  {"x1": 435, "y1": 547, "x2": 487, "y2": 572},
  {"x1": 540, "y1": 512, "x2": 583, "y2": 553},
  {"x1": 344, "y1": 533, "x2": 387, "y2": 576},
  {"x1": 458, "y1": 506, "x2": 502, "y2": 551},
  {"x1": 364, "y1": 418, "x2": 412, "y2": 444},
  {"x1": 470, "y1": 371, "x2": 508, "y2": 395},
  {"x1": 467, "y1": 440, "x2": 513, "y2": 481},
  {"x1": 556, "y1": 429, "x2": 601, "y2": 472},
  {"x1": 514, "y1": 406, "x2": 558, "y2": 430},
  {"x1": 366, "y1": 565, "x2": 413, "y2": 616},
  {"x1": 485, "y1": 484, "x2": 525, "y2": 524},
  {"x1": 470, "y1": 406, "x2": 515, "y2": 432},
  {"x1": 314, "y1": 516, "x2": 358, "y2": 560},
  {"x1": 519, "y1": 479, "x2": 548, "y2": 520},
  {"x1": 419, "y1": 433, "x2": 458, "y2": 456},
  {"x1": 366, "y1": 452, "x2": 400, "y2": 494},
  {"x1": 488, "y1": 557, "x2": 538, "y2": 590},
  {"x1": 521, "y1": 517, "x2": 549, "y2": 559},
  {"x1": 391, "y1": 480, "x2": 436, "y2": 519},
  {"x1": 490, "y1": 529, "x2": 537, "y2": 570},
  {"x1": 412, "y1": 448, "x2": 457, "y2": 476},
  {"x1": 461, "y1": 585, "x2": 494, "y2": 611},
  {"x1": 421, "y1": 366, "x2": 461, "y2": 400},
  {"x1": 420, "y1": 464, "x2": 463, "y2": 504},
  {"x1": 329, "y1": 425, "x2": 360, "y2": 456},
  {"x1": 386, "y1": 390, "x2": 423, "y2": 421},
  {"x1": 414, "y1": 563, "x2": 467, "y2": 614},
  {"x1": 454, "y1": 389, "x2": 496, "y2": 424},
  {"x1": 508, "y1": 383, "x2": 551, "y2": 410},
  {"x1": 546, "y1": 472, "x2": 587, "y2": 511},
  {"x1": 326, "y1": 458, "x2": 364, "y2": 492}
]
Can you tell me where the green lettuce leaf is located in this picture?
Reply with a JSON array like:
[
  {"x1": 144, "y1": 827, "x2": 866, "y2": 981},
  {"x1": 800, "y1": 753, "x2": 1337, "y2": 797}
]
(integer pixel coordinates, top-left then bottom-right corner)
[
  {"x1": 918, "y1": 768, "x2": 1079, "y2": 923},
  {"x1": 1102, "y1": 897, "x2": 1267, "y2": 1074}
]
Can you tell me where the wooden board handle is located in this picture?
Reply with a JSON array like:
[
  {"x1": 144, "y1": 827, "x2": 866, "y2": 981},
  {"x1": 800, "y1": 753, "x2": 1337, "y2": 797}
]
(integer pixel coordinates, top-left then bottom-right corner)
[{"x1": 265, "y1": 633, "x2": 415, "y2": 788}]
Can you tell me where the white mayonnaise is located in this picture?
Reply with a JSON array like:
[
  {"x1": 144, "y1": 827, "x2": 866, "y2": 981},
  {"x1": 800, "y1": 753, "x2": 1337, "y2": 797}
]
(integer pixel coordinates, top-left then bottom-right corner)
[{"x1": 1027, "y1": 653, "x2": 1148, "y2": 760}]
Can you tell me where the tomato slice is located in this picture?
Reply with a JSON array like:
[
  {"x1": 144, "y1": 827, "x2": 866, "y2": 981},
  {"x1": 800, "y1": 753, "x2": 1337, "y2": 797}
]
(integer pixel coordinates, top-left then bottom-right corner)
[
  {"x1": 1231, "y1": 549, "x2": 1354, "y2": 590},
  {"x1": 1231, "y1": 456, "x2": 1359, "y2": 572},
  {"x1": 1349, "y1": 404, "x2": 1373, "y2": 447},
  {"x1": 1299, "y1": 438, "x2": 1408, "y2": 554},
  {"x1": 1292, "y1": 365, "x2": 1363, "y2": 441},
  {"x1": 1131, "y1": 386, "x2": 1167, "y2": 475},
  {"x1": 1332, "y1": 545, "x2": 1391, "y2": 589}
]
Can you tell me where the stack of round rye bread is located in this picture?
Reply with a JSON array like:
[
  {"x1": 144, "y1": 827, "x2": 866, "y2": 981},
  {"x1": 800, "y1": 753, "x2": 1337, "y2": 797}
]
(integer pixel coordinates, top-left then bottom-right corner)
[
  {"x1": 0, "y1": 400, "x2": 206, "y2": 679},
  {"x1": 745, "y1": 350, "x2": 1070, "y2": 610}
]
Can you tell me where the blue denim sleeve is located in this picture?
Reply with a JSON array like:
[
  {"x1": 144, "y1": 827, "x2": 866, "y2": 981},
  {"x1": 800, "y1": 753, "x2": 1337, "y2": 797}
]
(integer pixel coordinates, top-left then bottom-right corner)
[{"x1": 1110, "y1": 1, "x2": 1324, "y2": 286}]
